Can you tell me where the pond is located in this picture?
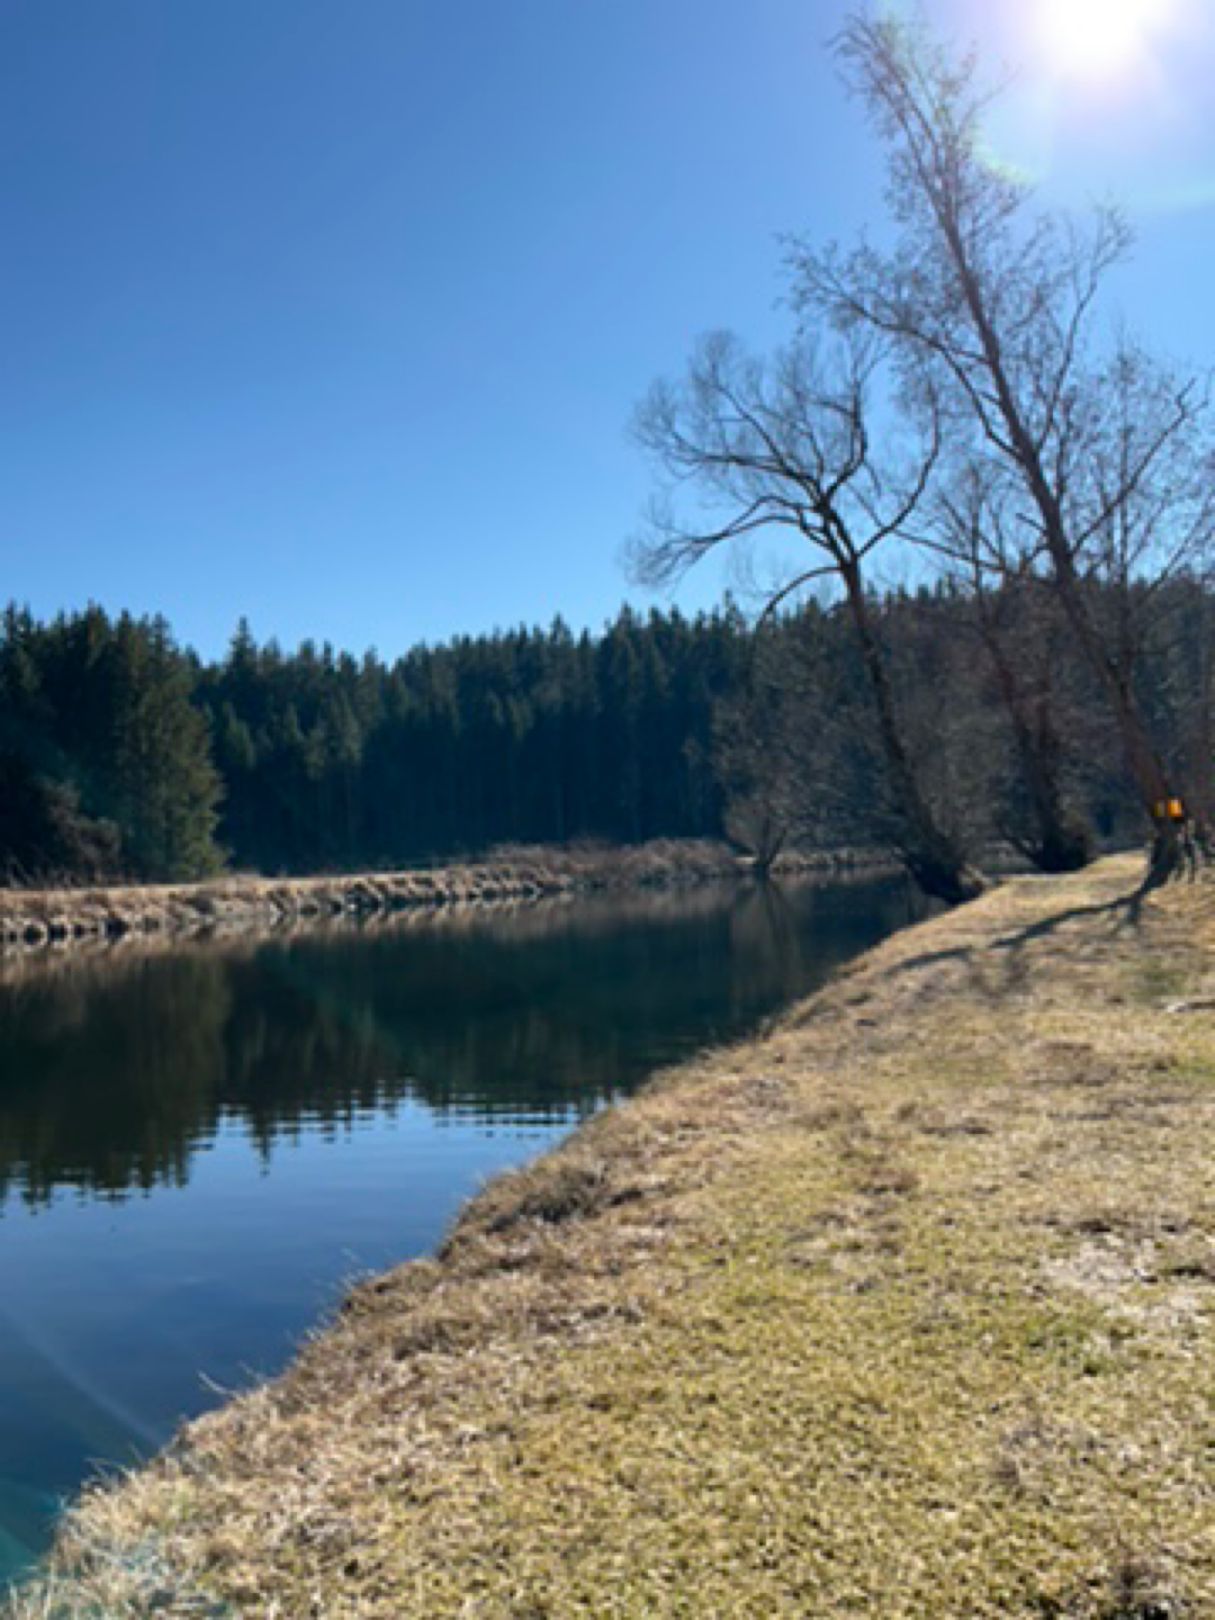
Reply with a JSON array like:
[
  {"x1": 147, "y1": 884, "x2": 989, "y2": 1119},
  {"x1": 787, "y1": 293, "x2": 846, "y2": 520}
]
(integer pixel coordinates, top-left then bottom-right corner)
[{"x1": 0, "y1": 874, "x2": 920, "y2": 1587}]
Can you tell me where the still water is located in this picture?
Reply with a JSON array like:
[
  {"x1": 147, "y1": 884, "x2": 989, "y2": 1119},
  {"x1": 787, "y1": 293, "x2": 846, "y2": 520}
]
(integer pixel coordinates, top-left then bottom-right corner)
[{"x1": 0, "y1": 875, "x2": 918, "y2": 1584}]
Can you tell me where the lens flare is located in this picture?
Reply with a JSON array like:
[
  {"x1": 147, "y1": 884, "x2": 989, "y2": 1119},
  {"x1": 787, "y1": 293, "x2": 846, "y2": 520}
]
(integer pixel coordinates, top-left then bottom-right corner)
[
  {"x1": 1034, "y1": 0, "x2": 1171, "y2": 83},
  {"x1": 881, "y1": 0, "x2": 1215, "y2": 214}
]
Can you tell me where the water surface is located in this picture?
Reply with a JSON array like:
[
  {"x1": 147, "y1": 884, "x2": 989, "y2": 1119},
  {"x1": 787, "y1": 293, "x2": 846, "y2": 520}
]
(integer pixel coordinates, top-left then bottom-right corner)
[{"x1": 0, "y1": 875, "x2": 918, "y2": 1584}]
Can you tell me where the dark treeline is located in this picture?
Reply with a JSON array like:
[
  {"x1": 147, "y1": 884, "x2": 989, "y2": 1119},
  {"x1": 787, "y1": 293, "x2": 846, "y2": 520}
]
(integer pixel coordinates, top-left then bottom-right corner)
[
  {"x1": 0, "y1": 602, "x2": 744, "y2": 882},
  {"x1": 0, "y1": 605, "x2": 221, "y2": 883},
  {"x1": 1, "y1": 582, "x2": 1210, "y2": 888},
  {"x1": 200, "y1": 610, "x2": 742, "y2": 873}
]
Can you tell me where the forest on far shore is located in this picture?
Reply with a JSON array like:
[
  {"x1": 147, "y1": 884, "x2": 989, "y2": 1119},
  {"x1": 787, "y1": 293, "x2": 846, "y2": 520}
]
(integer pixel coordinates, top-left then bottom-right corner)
[{"x1": 0, "y1": 580, "x2": 1208, "y2": 888}]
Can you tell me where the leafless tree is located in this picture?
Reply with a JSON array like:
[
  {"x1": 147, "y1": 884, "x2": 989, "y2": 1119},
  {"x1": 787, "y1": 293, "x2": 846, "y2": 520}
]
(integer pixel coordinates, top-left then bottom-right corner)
[
  {"x1": 1076, "y1": 343, "x2": 1215, "y2": 671},
  {"x1": 793, "y1": 13, "x2": 1215, "y2": 882},
  {"x1": 712, "y1": 630, "x2": 804, "y2": 876},
  {"x1": 930, "y1": 462, "x2": 1092, "y2": 871},
  {"x1": 632, "y1": 327, "x2": 985, "y2": 903}
]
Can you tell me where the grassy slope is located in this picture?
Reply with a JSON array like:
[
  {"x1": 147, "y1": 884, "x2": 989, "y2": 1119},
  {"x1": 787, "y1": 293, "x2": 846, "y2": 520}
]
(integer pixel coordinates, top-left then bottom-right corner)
[{"x1": 12, "y1": 857, "x2": 1215, "y2": 1618}]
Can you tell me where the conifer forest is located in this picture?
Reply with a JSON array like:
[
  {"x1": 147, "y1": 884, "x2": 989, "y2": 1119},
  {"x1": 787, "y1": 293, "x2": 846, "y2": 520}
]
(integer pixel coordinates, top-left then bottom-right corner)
[{"x1": 1, "y1": 579, "x2": 1210, "y2": 887}]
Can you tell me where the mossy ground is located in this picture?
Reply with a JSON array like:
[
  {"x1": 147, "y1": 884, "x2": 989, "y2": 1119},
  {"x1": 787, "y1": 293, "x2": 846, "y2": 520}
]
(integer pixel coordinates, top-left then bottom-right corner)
[{"x1": 11, "y1": 857, "x2": 1215, "y2": 1617}]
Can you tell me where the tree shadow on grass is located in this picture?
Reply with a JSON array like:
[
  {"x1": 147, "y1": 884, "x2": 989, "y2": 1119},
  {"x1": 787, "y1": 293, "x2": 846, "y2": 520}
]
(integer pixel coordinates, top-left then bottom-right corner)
[
  {"x1": 880, "y1": 885, "x2": 1146, "y2": 997},
  {"x1": 992, "y1": 887, "x2": 1146, "y2": 952}
]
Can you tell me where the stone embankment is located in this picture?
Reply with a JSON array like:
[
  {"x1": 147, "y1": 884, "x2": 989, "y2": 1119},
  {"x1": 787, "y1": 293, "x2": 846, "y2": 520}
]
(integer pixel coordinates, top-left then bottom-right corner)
[{"x1": 0, "y1": 841, "x2": 882, "y2": 955}]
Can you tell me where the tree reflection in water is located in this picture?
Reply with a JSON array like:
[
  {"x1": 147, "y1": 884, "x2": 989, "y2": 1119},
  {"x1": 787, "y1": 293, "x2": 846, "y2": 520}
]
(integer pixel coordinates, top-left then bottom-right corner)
[
  {"x1": 0, "y1": 877, "x2": 919, "y2": 1208},
  {"x1": 0, "y1": 875, "x2": 928, "y2": 1584}
]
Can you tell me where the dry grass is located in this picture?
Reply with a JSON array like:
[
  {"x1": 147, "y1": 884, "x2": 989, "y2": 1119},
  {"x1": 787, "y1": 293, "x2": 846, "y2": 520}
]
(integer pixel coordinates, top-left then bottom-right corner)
[
  {"x1": 0, "y1": 840, "x2": 745, "y2": 956},
  {"x1": 9, "y1": 856, "x2": 1215, "y2": 1617}
]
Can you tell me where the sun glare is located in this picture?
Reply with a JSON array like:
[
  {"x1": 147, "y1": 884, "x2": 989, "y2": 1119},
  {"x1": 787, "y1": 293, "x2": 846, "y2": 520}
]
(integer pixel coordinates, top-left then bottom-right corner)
[{"x1": 1036, "y1": 0, "x2": 1171, "y2": 83}]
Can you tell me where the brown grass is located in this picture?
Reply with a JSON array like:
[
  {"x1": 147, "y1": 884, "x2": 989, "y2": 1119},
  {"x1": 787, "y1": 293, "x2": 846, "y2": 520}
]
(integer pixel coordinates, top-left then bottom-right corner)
[
  {"x1": 9, "y1": 855, "x2": 1215, "y2": 1617},
  {"x1": 0, "y1": 839, "x2": 750, "y2": 956}
]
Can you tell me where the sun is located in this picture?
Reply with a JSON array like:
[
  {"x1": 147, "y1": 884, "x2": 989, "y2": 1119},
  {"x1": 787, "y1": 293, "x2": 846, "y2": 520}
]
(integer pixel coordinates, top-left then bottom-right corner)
[{"x1": 1035, "y1": 0, "x2": 1171, "y2": 83}]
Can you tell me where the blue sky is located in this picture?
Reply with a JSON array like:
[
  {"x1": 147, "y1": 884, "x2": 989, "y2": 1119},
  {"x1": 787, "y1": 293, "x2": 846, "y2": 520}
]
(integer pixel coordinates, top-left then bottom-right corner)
[{"x1": 4, "y1": 0, "x2": 1214, "y2": 659}]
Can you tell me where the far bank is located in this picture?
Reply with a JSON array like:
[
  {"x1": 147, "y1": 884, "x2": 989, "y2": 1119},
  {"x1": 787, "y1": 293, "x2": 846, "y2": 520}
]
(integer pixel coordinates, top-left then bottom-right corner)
[{"x1": 0, "y1": 839, "x2": 889, "y2": 956}]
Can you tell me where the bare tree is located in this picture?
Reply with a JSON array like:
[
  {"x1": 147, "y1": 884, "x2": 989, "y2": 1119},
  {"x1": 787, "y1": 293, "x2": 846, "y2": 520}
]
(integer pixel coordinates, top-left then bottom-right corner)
[
  {"x1": 932, "y1": 464, "x2": 1093, "y2": 871},
  {"x1": 632, "y1": 328, "x2": 985, "y2": 903},
  {"x1": 1076, "y1": 342, "x2": 1215, "y2": 683},
  {"x1": 712, "y1": 616, "x2": 873, "y2": 875},
  {"x1": 793, "y1": 13, "x2": 1215, "y2": 882},
  {"x1": 1144, "y1": 577, "x2": 1215, "y2": 831},
  {"x1": 712, "y1": 629, "x2": 805, "y2": 877}
]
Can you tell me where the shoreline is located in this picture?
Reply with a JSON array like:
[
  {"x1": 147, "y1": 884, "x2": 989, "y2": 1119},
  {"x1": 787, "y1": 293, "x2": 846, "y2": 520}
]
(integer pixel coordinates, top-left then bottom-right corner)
[
  {"x1": 0, "y1": 840, "x2": 732, "y2": 953},
  {"x1": 0, "y1": 840, "x2": 890, "y2": 957},
  {"x1": 0, "y1": 868, "x2": 904, "y2": 992},
  {"x1": 11, "y1": 856, "x2": 1215, "y2": 1616}
]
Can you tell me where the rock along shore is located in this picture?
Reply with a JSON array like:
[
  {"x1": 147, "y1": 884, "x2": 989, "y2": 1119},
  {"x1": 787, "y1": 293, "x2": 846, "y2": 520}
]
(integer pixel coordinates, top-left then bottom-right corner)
[{"x1": 0, "y1": 840, "x2": 887, "y2": 956}]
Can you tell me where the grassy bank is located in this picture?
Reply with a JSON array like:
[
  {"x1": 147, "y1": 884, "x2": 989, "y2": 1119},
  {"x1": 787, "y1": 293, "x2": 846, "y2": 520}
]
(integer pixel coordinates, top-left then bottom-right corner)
[{"x1": 11, "y1": 856, "x2": 1215, "y2": 1617}]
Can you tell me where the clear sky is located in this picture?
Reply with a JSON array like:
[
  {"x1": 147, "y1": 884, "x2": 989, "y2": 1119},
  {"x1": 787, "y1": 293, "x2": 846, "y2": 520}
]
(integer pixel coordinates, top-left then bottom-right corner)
[{"x1": 4, "y1": 0, "x2": 1215, "y2": 659}]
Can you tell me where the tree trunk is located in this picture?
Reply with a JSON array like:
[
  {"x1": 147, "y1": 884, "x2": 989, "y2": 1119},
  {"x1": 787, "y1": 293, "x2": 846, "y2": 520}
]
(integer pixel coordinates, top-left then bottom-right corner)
[
  {"x1": 1144, "y1": 818, "x2": 1187, "y2": 891},
  {"x1": 841, "y1": 565, "x2": 986, "y2": 904},
  {"x1": 944, "y1": 229, "x2": 1190, "y2": 881},
  {"x1": 975, "y1": 605, "x2": 1091, "y2": 874}
]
